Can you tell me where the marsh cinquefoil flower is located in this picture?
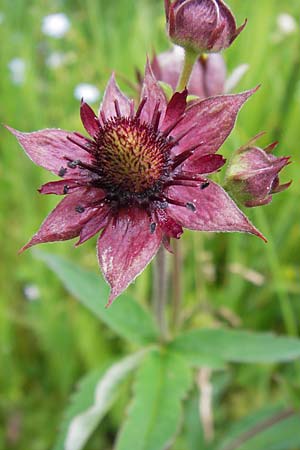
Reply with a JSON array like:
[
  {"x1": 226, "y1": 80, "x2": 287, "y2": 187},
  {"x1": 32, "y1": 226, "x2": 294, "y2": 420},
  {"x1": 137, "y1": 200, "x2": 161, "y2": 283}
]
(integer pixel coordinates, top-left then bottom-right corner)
[
  {"x1": 164, "y1": 0, "x2": 246, "y2": 53},
  {"x1": 8, "y1": 64, "x2": 264, "y2": 305}
]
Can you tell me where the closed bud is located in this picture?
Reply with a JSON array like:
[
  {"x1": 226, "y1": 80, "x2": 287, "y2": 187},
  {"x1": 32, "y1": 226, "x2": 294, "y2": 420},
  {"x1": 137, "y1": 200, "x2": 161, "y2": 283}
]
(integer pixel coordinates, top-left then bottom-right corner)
[
  {"x1": 165, "y1": 0, "x2": 246, "y2": 54},
  {"x1": 224, "y1": 136, "x2": 291, "y2": 207}
]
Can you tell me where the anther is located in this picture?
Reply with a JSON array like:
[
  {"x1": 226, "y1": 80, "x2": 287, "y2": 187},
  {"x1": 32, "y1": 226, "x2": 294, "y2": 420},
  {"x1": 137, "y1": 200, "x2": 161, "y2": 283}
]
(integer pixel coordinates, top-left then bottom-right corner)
[
  {"x1": 58, "y1": 167, "x2": 67, "y2": 177},
  {"x1": 200, "y1": 182, "x2": 210, "y2": 190},
  {"x1": 162, "y1": 113, "x2": 186, "y2": 137},
  {"x1": 63, "y1": 185, "x2": 69, "y2": 194},
  {"x1": 186, "y1": 202, "x2": 196, "y2": 212},
  {"x1": 67, "y1": 136, "x2": 92, "y2": 154},
  {"x1": 100, "y1": 110, "x2": 106, "y2": 124},
  {"x1": 135, "y1": 97, "x2": 147, "y2": 120},
  {"x1": 170, "y1": 125, "x2": 197, "y2": 147},
  {"x1": 75, "y1": 205, "x2": 85, "y2": 213},
  {"x1": 171, "y1": 145, "x2": 200, "y2": 169},
  {"x1": 150, "y1": 222, "x2": 157, "y2": 234},
  {"x1": 67, "y1": 160, "x2": 80, "y2": 169},
  {"x1": 151, "y1": 101, "x2": 161, "y2": 131}
]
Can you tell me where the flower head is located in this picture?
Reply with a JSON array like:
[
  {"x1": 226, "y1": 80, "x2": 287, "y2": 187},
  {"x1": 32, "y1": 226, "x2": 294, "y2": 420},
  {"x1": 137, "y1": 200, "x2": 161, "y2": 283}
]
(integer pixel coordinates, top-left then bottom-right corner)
[
  {"x1": 7, "y1": 64, "x2": 264, "y2": 305},
  {"x1": 164, "y1": 0, "x2": 246, "y2": 53},
  {"x1": 224, "y1": 135, "x2": 291, "y2": 207}
]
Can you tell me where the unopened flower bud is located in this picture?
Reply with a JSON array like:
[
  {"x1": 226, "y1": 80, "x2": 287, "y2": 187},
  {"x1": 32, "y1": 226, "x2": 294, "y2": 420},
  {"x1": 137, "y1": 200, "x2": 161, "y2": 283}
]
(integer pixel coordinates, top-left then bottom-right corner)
[
  {"x1": 164, "y1": 0, "x2": 246, "y2": 53},
  {"x1": 224, "y1": 136, "x2": 291, "y2": 207}
]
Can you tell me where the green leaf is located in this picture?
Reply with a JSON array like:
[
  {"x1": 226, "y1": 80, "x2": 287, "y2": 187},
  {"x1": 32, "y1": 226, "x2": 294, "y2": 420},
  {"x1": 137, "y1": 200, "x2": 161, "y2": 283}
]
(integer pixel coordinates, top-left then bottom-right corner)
[
  {"x1": 115, "y1": 350, "x2": 193, "y2": 450},
  {"x1": 53, "y1": 351, "x2": 146, "y2": 450},
  {"x1": 169, "y1": 328, "x2": 300, "y2": 366},
  {"x1": 35, "y1": 251, "x2": 158, "y2": 345},
  {"x1": 217, "y1": 407, "x2": 300, "y2": 450}
]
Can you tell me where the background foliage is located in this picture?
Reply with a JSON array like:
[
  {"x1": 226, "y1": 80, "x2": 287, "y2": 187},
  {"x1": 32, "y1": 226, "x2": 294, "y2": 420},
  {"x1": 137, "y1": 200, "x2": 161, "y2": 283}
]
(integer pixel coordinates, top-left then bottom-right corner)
[{"x1": 1, "y1": 0, "x2": 300, "y2": 449}]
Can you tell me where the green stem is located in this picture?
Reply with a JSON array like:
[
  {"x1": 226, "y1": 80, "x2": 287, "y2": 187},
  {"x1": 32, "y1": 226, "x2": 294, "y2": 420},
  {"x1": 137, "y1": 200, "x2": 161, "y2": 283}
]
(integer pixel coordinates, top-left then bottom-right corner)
[
  {"x1": 176, "y1": 48, "x2": 199, "y2": 92},
  {"x1": 153, "y1": 246, "x2": 168, "y2": 341}
]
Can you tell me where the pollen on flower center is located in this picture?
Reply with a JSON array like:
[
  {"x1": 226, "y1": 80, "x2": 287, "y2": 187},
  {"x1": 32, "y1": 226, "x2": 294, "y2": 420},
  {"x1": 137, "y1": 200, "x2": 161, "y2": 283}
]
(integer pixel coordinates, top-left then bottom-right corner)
[{"x1": 95, "y1": 117, "x2": 168, "y2": 194}]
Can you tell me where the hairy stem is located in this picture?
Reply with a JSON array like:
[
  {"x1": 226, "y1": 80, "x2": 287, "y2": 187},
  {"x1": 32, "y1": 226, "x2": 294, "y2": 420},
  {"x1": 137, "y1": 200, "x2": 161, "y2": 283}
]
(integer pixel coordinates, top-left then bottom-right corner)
[
  {"x1": 176, "y1": 48, "x2": 199, "y2": 92},
  {"x1": 153, "y1": 246, "x2": 168, "y2": 341}
]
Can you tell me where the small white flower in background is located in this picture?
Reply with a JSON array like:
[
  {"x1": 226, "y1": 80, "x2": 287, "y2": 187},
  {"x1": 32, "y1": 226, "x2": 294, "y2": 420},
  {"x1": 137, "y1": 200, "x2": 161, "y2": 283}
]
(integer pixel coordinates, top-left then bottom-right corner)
[
  {"x1": 23, "y1": 284, "x2": 40, "y2": 302},
  {"x1": 46, "y1": 51, "x2": 67, "y2": 69},
  {"x1": 74, "y1": 83, "x2": 100, "y2": 103},
  {"x1": 42, "y1": 13, "x2": 70, "y2": 38},
  {"x1": 8, "y1": 58, "x2": 26, "y2": 85},
  {"x1": 277, "y1": 13, "x2": 298, "y2": 35}
]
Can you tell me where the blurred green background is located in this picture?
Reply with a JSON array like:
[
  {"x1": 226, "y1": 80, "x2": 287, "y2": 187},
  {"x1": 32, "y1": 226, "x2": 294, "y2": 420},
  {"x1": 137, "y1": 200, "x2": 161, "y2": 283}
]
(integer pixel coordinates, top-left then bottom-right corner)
[{"x1": 1, "y1": 0, "x2": 300, "y2": 448}]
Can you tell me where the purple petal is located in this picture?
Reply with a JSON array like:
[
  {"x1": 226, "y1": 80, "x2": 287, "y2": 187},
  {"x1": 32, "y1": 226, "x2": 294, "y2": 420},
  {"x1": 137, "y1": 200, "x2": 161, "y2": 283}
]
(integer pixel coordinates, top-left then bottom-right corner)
[
  {"x1": 6, "y1": 127, "x2": 92, "y2": 177},
  {"x1": 76, "y1": 205, "x2": 110, "y2": 246},
  {"x1": 171, "y1": 88, "x2": 258, "y2": 157},
  {"x1": 182, "y1": 153, "x2": 226, "y2": 174},
  {"x1": 100, "y1": 73, "x2": 131, "y2": 121},
  {"x1": 151, "y1": 47, "x2": 184, "y2": 91},
  {"x1": 202, "y1": 53, "x2": 226, "y2": 97},
  {"x1": 38, "y1": 179, "x2": 83, "y2": 195},
  {"x1": 97, "y1": 208, "x2": 162, "y2": 306},
  {"x1": 21, "y1": 188, "x2": 106, "y2": 251},
  {"x1": 80, "y1": 101, "x2": 100, "y2": 138},
  {"x1": 139, "y1": 60, "x2": 167, "y2": 126},
  {"x1": 161, "y1": 90, "x2": 187, "y2": 132},
  {"x1": 166, "y1": 182, "x2": 266, "y2": 240},
  {"x1": 155, "y1": 208, "x2": 183, "y2": 239}
]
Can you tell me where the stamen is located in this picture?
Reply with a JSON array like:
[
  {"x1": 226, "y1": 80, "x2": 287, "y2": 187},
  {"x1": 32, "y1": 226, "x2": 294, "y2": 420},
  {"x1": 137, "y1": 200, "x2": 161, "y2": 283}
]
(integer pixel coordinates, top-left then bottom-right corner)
[
  {"x1": 172, "y1": 146, "x2": 199, "y2": 169},
  {"x1": 151, "y1": 101, "x2": 161, "y2": 131},
  {"x1": 162, "y1": 113, "x2": 186, "y2": 137},
  {"x1": 135, "y1": 97, "x2": 147, "y2": 120},
  {"x1": 200, "y1": 181, "x2": 210, "y2": 190},
  {"x1": 186, "y1": 202, "x2": 196, "y2": 212},
  {"x1": 100, "y1": 110, "x2": 106, "y2": 125},
  {"x1": 63, "y1": 185, "x2": 69, "y2": 194},
  {"x1": 75, "y1": 205, "x2": 85, "y2": 213},
  {"x1": 150, "y1": 222, "x2": 157, "y2": 234},
  {"x1": 164, "y1": 196, "x2": 196, "y2": 211},
  {"x1": 64, "y1": 157, "x2": 103, "y2": 176},
  {"x1": 58, "y1": 167, "x2": 67, "y2": 177},
  {"x1": 67, "y1": 136, "x2": 93, "y2": 154},
  {"x1": 165, "y1": 180, "x2": 200, "y2": 188},
  {"x1": 129, "y1": 99, "x2": 135, "y2": 118},
  {"x1": 170, "y1": 125, "x2": 197, "y2": 147},
  {"x1": 74, "y1": 132, "x2": 96, "y2": 145},
  {"x1": 175, "y1": 174, "x2": 206, "y2": 182},
  {"x1": 67, "y1": 159, "x2": 81, "y2": 168},
  {"x1": 114, "y1": 99, "x2": 121, "y2": 118}
]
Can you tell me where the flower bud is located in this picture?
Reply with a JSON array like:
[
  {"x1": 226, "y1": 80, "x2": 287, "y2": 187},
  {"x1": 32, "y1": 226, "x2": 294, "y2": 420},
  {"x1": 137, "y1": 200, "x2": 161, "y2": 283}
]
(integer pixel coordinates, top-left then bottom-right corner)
[
  {"x1": 224, "y1": 137, "x2": 291, "y2": 207},
  {"x1": 164, "y1": 0, "x2": 246, "y2": 53}
]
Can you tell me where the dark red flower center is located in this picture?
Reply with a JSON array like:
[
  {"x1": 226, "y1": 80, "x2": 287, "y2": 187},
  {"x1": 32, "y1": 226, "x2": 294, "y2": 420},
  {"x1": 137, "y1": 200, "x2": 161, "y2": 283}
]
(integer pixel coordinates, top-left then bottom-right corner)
[{"x1": 95, "y1": 117, "x2": 169, "y2": 194}]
